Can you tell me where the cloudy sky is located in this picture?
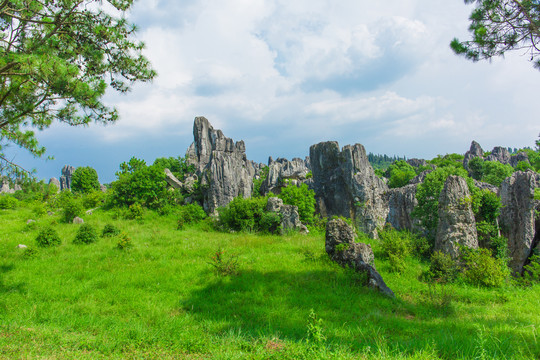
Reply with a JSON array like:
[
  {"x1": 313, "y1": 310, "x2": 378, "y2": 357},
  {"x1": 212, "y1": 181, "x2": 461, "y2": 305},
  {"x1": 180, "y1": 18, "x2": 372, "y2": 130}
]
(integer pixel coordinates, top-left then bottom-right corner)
[{"x1": 6, "y1": 0, "x2": 540, "y2": 183}]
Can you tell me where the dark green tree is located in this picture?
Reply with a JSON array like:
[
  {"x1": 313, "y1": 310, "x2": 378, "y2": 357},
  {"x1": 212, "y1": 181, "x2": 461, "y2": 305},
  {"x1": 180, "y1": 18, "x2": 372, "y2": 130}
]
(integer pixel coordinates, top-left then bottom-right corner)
[
  {"x1": 387, "y1": 160, "x2": 416, "y2": 188},
  {"x1": 71, "y1": 166, "x2": 100, "y2": 193},
  {"x1": 0, "y1": 0, "x2": 156, "y2": 175},
  {"x1": 451, "y1": 0, "x2": 540, "y2": 70}
]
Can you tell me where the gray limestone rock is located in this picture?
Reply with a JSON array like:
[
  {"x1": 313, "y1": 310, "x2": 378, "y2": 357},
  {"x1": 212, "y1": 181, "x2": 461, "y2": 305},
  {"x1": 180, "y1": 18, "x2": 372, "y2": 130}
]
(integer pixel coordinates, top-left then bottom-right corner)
[
  {"x1": 486, "y1": 146, "x2": 511, "y2": 164},
  {"x1": 310, "y1": 142, "x2": 389, "y2": 238},
  {"x1": 48, "y1": 178, "x2": 61, "y2": 192},
  {"x1": 434, "y1": 176, "x2": 478, "y2": 258},
  {"x1": 407, "y1": 158, "x2": 428, "y2": 168},
  {"x1": 185, "y1": 117, "x2": 254, "y2": 214},
  {"x1": 325, "y1": 218, "x2": 394, "y2": 297},
  {"x1": 499, "y1": 171, "x2": 540, "y2": 274},
  {"x1": 266, "y1": 196, "x2": 303, "y2": 233},
  {"x1": 463, "y1": 141, "x2": 484, "y2": 170},
  {"x1": 0, "y1": 180, "x2": 13, "y2": 194},
  {"x1": 510, "y1": 152, "x2": 530, "y2": 168},
  {"x1": 261, "y1": 157, "x2": 310, "y2": 195},
  {"x1": 472, "y1": 179, "x2": 498, "y2": 194},
  {"x1": 386, "y1": 184, "x2": 419, "y2": 231},
  {"x1": 60, "y1": 165, "x2": 75, "y2": 190},
  {"x1": 164, "y1": 168, "x2": 183, "y2": 189},
  {"x1": 73, "y1": 216, "x2": 84, "y2": 224}
]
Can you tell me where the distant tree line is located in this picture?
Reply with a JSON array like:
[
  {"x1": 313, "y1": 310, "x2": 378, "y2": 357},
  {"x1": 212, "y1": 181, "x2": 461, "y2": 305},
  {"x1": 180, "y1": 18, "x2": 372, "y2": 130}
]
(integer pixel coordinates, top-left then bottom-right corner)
[{"x1": 367, "y1": 153, "x2": 407, "y2": 170}]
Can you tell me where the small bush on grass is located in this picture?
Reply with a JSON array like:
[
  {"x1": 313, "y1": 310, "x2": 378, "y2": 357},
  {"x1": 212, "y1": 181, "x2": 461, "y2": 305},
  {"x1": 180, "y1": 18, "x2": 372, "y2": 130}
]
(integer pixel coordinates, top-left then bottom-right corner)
[
  {"x1": 102, "y1": 224, "x2": 121, "y2": 237},
  {"x1": 520, "y1": 254, "x2": 540, "y2": 286},
  {"x1": 116, "y1": 232, "x2": 132, "y2": 250},
  {"x1": 35, "y1": 227, "x2": 61, "y2": 247},
  {"x1": 0, "y1": 195, "x2": 18, "y2": 209},
  {"x1": 306, "y1": 309, "x2": 326, "y2": 348},
  {"x1": 125, "y1": 203, "x2": 144, "y2": 220},
  {"x1": 82, "y1": 190, "x2": 105, "y2": 209},
  {"x1": 217, "y1": 196, "x2": 281, "y2": 233},
  {"x1": 57, "y1": 192, "x2": 83, "y2": 223},
  {"x1": 424, "y1": 251, "x2": 458, "y2": 283},
  {"x1": 460, "y1": 248, "x2": 508, "y2": 287},
  {"x1": 73, "y1": 224, "x2": 98, "y2": 245},
  {"x1": 177, "y1": 203, "x2": 207, "y2": 230},
  {"x1": 208, "y1": 248, "x2": 239, "y2": 276}
]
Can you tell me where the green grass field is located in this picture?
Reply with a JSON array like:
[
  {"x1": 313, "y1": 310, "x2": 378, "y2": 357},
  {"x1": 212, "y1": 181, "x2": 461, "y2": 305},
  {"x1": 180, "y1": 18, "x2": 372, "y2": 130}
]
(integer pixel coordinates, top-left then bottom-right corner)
[{"x1": 1, "y1": 205, "x2": 539, "y2": 359}]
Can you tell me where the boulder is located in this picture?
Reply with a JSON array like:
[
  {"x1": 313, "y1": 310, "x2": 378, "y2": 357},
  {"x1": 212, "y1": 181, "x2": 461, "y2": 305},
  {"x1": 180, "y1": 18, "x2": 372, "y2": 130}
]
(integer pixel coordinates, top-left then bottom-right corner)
[
  {"x1": 164, "y1": 168, "x2": 183, "y2": 189},
  {"x1": 73, "y1": 216, "x2": 84, "y2": 224},
  {"x1": 0, "y1": 180, "x2": 13, "y2": 194},
  {"x1": 266, "y1": 196, "x2": 303, "y2": 233},
  {"x1": 48, "y1": 178, "x2": 61, "y2": 192},
  {"x1": 325, "y1": 218, "x2": 394, "y2": 297},
  {"x1": 406, "y1": 158, "x2": 428, "y2": 169},
  {"x1": 434, "y1": 176, "x2": 478, "y2": 258},
  {"x1": 60, "y1": 165, "x2": 75, "y2": 190},
  {"x1": 499, "y1": 171, "x2": 540, "y2": 274},
  {"x1": 472, "y1": 179, "x2": 498, "y2": 194},
  {"x1": 310, "y1": 142, "x2": 389, "y2": 238},
  {"x1": 463, "y1": 140, "x2": 484, "y2": 170},
  {"x1": 385, "y1": 184, "x2": 419, "y2": 231},
  {"x1": 17, "y1": 244, "x2": 27, "y2": 249},
  {"x1": 185, "y1": 117, "x2": 253, "y2": 213},
  {"x1": 486, "y1": 146, "x2": 511, "y2": 164}
]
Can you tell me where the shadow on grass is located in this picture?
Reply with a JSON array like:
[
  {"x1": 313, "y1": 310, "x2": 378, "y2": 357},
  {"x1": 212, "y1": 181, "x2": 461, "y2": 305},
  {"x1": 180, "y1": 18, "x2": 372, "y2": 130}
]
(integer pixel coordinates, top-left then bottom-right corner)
[
  {"x1": 0, "y1": 263, "x2": 25, "y2": 295},
  {"x1": 183, "y1": 268, "x2": 540, "y2": 358}
]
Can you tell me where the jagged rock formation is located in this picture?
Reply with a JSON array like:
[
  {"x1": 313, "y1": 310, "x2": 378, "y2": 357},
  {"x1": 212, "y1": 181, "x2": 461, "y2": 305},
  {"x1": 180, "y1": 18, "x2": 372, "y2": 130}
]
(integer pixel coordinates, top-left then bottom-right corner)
[
  {"x1": 463, "y1": 140, "x2": 484, "y2": 170},
  {"x1": 434, "y1": 175, "x2": 478, "y2": 258},
  {"x1": 486, "y1": 146, "x2": 511, "y2": 164},
  {"x1": 385, "y1": 184, "x2": 419, "y2": 231},
  {"x1": 510, "y1": 152, "x2": 530, "y2": 168},
  {"x1": 500, "y1": 171, "x2": 540, "y2": 274},
  {"x1": 60, "y1": 165, "x2": 75, "y2": 190},
  {"x1": 260, "y1": 157, "x2": 310, "y2": 195},
  {"x1": 266, "y1": 197, "x2": 305, "y2": 233},
  {"x1": 1, "y1": 179, "x2": 12, "y2": 194},
  {"x1": 48, "y1": 178, "x2": 61, "y2": 192},
  {"x1": 406, "y1": 158, "x2": 428, "y2": 168},
  {"x1": 472, "y1": 179, "x2": 498, "y2": 194},
  {"x1": 164, "y1": 168, "x2": 183, "y2": 189},
  {"x1": 325, "y1": 218, "x2": 394, "y2": 297},
  {"x1": 310, "y1": 142, "x2": 389, "y2": 238},
  {"x1": 185, "y1": 117, "x2": 254, "y2": 213}
]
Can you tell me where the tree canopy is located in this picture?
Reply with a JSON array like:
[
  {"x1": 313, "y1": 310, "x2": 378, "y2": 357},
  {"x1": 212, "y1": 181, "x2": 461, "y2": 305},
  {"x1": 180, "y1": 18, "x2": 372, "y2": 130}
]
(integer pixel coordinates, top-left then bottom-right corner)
[
  {"x1": 0, "y1": 0, "x2": 156, "y2": 176},
  {"x1": 451, "y1": 0, "x2": 540, "y2": 69}
]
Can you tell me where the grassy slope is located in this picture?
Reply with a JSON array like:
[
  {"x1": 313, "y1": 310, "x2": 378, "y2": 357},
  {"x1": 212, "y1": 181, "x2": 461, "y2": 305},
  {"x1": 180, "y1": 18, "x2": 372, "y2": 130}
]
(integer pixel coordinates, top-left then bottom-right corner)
[{"x1": 1, "y1": 205, "x2": 539, "y2": 359}]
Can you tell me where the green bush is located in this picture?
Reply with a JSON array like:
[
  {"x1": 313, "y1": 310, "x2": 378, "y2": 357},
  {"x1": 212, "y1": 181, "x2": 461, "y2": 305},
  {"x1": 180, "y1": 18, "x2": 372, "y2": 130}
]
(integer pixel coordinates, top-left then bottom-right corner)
[
  {"x1": 71, "y1": 166, "x2": 100, "y2": 193},
  {"x1": 35, "y1": 226, "x2": 61, "y2": 247},
  {"x1": 125, "y1": 203, "x2": 144, "y2": 220},
  {"x1": 73, "y1": 223, "x2": 98, "y2": 245},
  {"x1": 116, "y1": 232, "x2": 132, "y2": 250},
  {"x1": 379, "y1": 227, "x2": 411, "y2": 260},
  {"x1": 217, "y1": 196, "x2": 266, "y2": 232},
  {"x1": 252, "y1": 166, "x2": 269, "y2": 197},
  {"x1": 515, "y1": 160, "x2": 533, "y2": 172},
  {"x1": 0, "y1": 195, "x2": 18, "y2": 209},
  {"x1": 32, "y1": 201, "x2": 47, "y2": 217},
  {"x1": 278, "y1": 183, "x2": 316, "y2": 224},
  {"x1": 387, "y1": 160, "x2": 416, "y2": 188},
  {"x1": 482, "y1": 161, "x2": 514, "y2": 187},
  {"x1": 425, "y1": 251, "x2": 458, "y2": 283},
  {"x1": 102, "y1": 224, "x2": 121, "y2": 237},
  {"x1": 177, "y1": 203, "x2": 207, "y2": 227},
  {"x1": 58, "y1": 192, "x2": 83, "y2": 223},
  {"x1": 82, "y1": 190, "x2": 105, "y2": 209},
  {"x1": 460, "y1": 248, "x2": 508, "y2": 287},
  {"x1": 208, "y1": 248, "x2": 239, "y2": 276},
  {"x1": 259, "y1": 211, "x2": 282, "y2": 234},
  {"x1": 522, "y1": 255, "x2": 540, "y2": 286}
]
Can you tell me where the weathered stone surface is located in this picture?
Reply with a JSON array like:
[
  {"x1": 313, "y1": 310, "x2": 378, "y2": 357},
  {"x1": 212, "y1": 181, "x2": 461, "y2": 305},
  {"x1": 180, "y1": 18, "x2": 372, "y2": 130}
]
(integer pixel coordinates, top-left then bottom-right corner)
[
  {"x1": 185, "y1": 117, "x2": 253, "y2": 213},
  {"x1": 60, "y1": 165, "x2": 75, "y2": 190},
  {"x1": 472, "y1": 179, "x2": 498, "y2": 194},
  {"x1": 100, "y1": 184, "x2": 107, "y2": 193},
  {"x1": 435, "y1": 176, "x2": 478, "y2": 258},
  {"x1": 73, "y1": 216, "x2": 84, "y2": 224},
  {"x1": 407, "y1": 158, "x2": 428, "y2": 168},
  {"x1": 486, "y1": 146, "x2": 511, "y2": 164},
  {"x1": 17, "y1": 244, "x2": 27, "y2": 249},
  {"x1": 164, "y1": 168, "x2": 183, "y2": 189},
  {"x1": 48, "y1": 178, "x2": 61, "y2": 192},
  {"x1": 325, "y1": 219, "x2": 394, "y2": 297},
  {"x1": 26, "y1": 219, "x2": 35, "y2": 225},
  {"x1": 386, "y1": 184, "x2": 419, "y2": 231},
  {"x1": 0, "y1": 180, "x2": 13, "y2": 194},
  {"x1": 510, "y1": 152, "x2": 530, "y2": 168},
  {"x1": 310, "y1": 142, "x2": 389, "y2": 238},
  {"x1": 499, "y1": 171, "x2": 540, "y2": 274},
  {"x1": 463, "y1": 140, "x2": 484, "y2": 170},
  {"x1": 266, "y1": 196, "x2": 303, "y2": 233},
  {"x1": 260, "y1": 157, "x2": 310, "y2": 195}
]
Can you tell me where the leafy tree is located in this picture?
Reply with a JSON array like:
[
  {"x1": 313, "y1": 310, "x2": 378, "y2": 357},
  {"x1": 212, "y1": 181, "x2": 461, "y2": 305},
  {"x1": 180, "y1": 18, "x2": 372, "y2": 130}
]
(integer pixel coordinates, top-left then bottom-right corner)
[
  {"x1": 153, "y1": 156, "x2": 194, "y2": 180},
  {"x1": 467, "y1": 157, "x2": 485, "y2": 180},
  {"x1": 452, "y1": 0, "x2": 540, "y2": 70},
  {"x1": 0, "y1": 0, "x2": 156, "y2": 176},
  {"x1": 482, "y1": 161, "x2": 514, "y2": 186},
  {"x1": 428, "y1": 154, "x2": 465, "y2": 169},
  {"x1": 71, "y1": 166, "x2": 100, "y2": 193},
  {"x1": 387, "y1": 160, "x2": 416, "y2": 188},
  {"x1": 278, "y1": 182, "x2": 316, "y2": 224}
]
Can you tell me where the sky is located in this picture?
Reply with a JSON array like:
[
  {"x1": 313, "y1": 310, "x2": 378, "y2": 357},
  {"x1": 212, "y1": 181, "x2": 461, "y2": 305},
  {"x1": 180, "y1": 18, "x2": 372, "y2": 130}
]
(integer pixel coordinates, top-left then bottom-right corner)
[{"x1": 5, "y1": 0, "x2": 540, "y2": 183}]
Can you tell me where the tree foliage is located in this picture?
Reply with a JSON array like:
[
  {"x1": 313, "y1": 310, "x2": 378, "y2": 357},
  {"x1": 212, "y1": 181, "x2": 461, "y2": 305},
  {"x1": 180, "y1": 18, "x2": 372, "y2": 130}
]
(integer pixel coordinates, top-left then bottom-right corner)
[
  {"x1": 452, "y1": 0, "x2": 540, "y2": 70},
  {"x1": 71, "y1": 166, "x2": 99, "y2": 193},
  {"x1": 278, "y1": 182, "x2": 316, "y2": 224},
  {"x1": 0, "y1": 0, "x2": 156, "y2": 174},
  {"x1": 387, "y1": 160, "x2": 416, "y2": 188}
]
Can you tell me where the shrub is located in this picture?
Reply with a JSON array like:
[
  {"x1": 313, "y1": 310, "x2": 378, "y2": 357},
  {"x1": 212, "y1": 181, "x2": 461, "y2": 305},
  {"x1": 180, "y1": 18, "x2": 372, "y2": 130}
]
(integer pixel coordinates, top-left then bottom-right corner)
[
  {"x1": 380, "y1": 227, "x2": 411, "y2": 257},
  {"x1": 425, "y1": 251, "x2": 458, "y2": 283},
  {"x1": 35, "y1": 227, "x2": 61, "y2": 247},
  {"x1": 522, "y1": 255, "x2": 540, "y2": 286},
  {"x1": 73, "y1": 223, "x2": 98, "y2": 245},
  {"x1": 460, "y1": 248, "x2": 507, "y2": 287},
  {"x1": 482, "y1": 161, "x2": 514, "y2": 187},
  {"x1": 102, "y1": 224, "x2": 121, "y2": 237},
  {"x1": 32, "y1": 201, "x2": 47, "y2": 217},
  {"x1": 252, "y1": 166, "x2": 269, "y2": 197},
  {"x1": 0, "y1": 195, "x2": 18, "y2": 209},
  {"x1": 125, "y1": 203, "x2": 144, "y2": 220},
  {"x1": 217, "y1": 196, "x2": 266, "y2": 232},
  {"x1": 56, "y1": 191, "x2": 83, "y2": 223},
  {"x1": 515, "y1": 160, "x2": 533, "y2": 171},
  {"x1": 177, "y1": 203, "x2": 207, "y2": 227},
  {"x1": 208, "y1": 248, "x2": 239, "y2": 276},
  {"x1": 387, "y1": 160, "x2": 416, "y2": 188},
  {"x1": 71, "y1": 166, "x2": 100, "y2": 193},
  {"x1": 82, "y1": 190, "x2": 105, "y2": 209},
  {"x1": 116, "y1": 232, "x2": 132, "y2": 250},
  {"x1": 278, "y1": 182, "x2": 316, "y2": 224}
]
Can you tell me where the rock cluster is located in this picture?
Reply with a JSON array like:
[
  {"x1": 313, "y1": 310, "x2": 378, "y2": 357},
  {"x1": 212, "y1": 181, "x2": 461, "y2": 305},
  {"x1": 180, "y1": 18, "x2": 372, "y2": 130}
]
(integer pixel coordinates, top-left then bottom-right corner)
[
  {"x1": 385, "y1": 184, "x2": 419, "y2": 231},
  {"x1": 310, "y1": 142, "x2": 389, "y2": 238},
  {"x1": 463, "y1": 141, "x2": 484, "y2": 170},
  {"x1": 260, "y1": 157, "x2": 310, "y2": 195},
  {"x1": 434, "y1": 176, "x2": 478, "y2": 258},
  {"x1": 325, "y1": 218, "x2": 394, "y2": 297},
  {"x1": 186, "y1": 117, "x2": 256, "y2": 214},
  {"x1": 60, "y1": 165, "x2": 75, "y2": 190},
  {"x1": 266, "y1": 197, "x2": 307, "y2": 234}
]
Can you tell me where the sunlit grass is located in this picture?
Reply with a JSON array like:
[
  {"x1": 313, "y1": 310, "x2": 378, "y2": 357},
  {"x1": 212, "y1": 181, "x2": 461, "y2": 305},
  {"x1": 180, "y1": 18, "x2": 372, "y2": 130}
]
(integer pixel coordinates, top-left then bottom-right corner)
[{"x1": 1, "y1": 204, "x2": 540, "y2": 359}]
